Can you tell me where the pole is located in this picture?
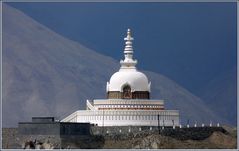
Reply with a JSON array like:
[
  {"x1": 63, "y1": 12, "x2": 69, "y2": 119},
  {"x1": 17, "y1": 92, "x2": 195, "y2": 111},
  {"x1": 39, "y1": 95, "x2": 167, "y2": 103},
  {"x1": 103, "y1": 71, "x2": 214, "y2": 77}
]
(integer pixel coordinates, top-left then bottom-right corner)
[
  {"x1": 157, "y1": 114, "x2": 160, "y2": 134},
  {"x1": 102, "y1": 110, "x2": 104, "y2": 134}
]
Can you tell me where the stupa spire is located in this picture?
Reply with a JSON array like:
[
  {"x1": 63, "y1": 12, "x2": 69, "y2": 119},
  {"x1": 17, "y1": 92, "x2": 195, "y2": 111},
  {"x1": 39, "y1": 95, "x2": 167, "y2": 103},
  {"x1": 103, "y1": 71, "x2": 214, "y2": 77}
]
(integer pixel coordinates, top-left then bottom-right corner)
[
  {"x1": 124, "y1": 29, "x2": 134, "y2": 53},
  {"x1": 120, "y1": 28, "x2": 137, "y2": 69}
]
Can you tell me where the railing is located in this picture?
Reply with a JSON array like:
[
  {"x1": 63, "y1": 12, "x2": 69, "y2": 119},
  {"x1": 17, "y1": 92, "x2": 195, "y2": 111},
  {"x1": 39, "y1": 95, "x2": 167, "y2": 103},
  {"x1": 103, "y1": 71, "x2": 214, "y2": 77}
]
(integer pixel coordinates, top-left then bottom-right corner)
[
  {"x1": 86, "y1": 100, "x2": 95, "y2": 110},
  {"x1": 98, "y1": 107, "x2": 164, "y2": 110}
]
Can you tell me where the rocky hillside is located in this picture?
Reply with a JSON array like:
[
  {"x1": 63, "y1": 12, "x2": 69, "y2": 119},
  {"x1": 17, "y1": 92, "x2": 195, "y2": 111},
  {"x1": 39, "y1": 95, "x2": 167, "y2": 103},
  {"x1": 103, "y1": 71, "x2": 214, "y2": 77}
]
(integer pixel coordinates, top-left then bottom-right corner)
[
  {"x1": 2, "y1": 126, "x2": 237, "y2": 149},
  {"x1": 3, "y1": 3, "x2": 227, "y2": 127},
  {"x1": 103, "y1": 131, "x2": 236, "y2": 149},
  {"x1": 102, "y1": 126, "x2": 237, "y2": 149}
]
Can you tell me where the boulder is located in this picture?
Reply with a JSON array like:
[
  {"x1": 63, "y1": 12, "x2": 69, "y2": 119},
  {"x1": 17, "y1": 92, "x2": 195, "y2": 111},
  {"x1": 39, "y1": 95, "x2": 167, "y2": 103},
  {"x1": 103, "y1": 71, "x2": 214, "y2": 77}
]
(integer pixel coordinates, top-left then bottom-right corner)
[{"x1": 151, "y1": 141, "x2": 158, "y2": 149}]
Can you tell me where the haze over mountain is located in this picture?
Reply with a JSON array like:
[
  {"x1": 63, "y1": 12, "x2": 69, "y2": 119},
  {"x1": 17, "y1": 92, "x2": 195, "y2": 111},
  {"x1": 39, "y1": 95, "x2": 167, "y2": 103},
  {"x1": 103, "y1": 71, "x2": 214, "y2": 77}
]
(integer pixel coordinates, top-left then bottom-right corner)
[
  {"x1": 198, "y1": 68, "x2": 237, "y2": 125},
  {"x1": 3, "y1": 4, "x2": 229, "y2": 127}
]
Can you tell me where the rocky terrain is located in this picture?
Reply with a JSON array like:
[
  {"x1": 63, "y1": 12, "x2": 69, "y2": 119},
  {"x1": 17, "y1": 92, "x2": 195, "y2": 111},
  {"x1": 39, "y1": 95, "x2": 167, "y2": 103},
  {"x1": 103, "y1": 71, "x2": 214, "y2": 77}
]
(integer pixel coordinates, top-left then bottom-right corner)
[
  {"x1": 103, "y1": 130, "x2": 237, "y2": 149},
  {"x1": 2, "y1": 126, "x2": 237, "y2": 149}
]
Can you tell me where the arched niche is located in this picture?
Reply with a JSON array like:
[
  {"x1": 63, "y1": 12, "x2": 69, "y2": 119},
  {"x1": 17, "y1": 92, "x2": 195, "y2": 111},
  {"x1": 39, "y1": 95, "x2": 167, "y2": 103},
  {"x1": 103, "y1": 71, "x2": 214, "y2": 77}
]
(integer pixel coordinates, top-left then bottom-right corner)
[{"x1": 122, "y1": 85, "x2": 132, "y2": 99}]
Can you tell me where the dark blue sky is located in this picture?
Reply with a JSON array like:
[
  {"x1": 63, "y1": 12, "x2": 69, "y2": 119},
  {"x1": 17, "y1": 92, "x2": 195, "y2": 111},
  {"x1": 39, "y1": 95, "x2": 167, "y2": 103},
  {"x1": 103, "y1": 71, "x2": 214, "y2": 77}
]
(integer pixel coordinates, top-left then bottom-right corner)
[{"x1": 8, "y1": 2, "x2": 237, "y2": 94}]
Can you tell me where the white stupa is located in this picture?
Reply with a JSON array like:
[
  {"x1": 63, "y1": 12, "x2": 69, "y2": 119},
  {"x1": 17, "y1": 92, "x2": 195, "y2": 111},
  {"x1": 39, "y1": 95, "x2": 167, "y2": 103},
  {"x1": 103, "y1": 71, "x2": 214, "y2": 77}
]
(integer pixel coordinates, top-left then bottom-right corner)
[{"x1": 62, "y1": 29, "x2": 180, "y2": 126}]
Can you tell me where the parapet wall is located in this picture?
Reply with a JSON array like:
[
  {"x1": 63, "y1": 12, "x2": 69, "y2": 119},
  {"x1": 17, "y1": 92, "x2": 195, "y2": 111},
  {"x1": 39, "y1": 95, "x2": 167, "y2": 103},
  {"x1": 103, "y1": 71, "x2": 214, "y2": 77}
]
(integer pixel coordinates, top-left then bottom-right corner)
[{"x1": 91, "y1": 126, "x2": 227, "y2": 140}]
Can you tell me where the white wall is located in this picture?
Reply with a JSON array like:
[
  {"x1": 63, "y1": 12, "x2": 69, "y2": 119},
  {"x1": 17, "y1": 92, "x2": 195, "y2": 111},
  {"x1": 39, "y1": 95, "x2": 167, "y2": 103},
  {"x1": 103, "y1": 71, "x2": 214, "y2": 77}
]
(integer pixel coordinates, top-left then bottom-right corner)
[{"x1": 62, "y1": 110, "x2": 179, "y2": 127}]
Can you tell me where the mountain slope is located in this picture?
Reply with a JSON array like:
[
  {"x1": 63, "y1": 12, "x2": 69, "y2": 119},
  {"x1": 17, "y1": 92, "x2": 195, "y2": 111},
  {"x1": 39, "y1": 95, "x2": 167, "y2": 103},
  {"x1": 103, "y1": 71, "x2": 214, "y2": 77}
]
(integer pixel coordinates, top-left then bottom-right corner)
[
  {"x1": 197, "y1": 68, "x2": 237, "y2": 125},
  {"x1": 3, "y1": 4, "x2": 226, "y2": 127},
  {"x1": 146, "y1": 71, "x2": 228, "y2": 125}
]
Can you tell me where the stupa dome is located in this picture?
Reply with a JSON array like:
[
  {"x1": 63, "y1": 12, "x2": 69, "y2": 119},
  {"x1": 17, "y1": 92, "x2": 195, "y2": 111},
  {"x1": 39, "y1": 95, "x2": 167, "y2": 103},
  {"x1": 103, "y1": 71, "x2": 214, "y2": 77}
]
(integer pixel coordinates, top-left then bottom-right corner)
[{"x1": 107, "y1": 69, "x2": 150, "y2": 92}]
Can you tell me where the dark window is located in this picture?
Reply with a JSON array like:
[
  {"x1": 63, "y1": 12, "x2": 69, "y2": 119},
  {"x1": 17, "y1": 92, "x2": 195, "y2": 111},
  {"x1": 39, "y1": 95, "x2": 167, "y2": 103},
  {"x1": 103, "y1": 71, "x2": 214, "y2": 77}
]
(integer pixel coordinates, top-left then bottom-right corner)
[{"x1": 123, "y1": 85, "x2": 132, "y2": 99}]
